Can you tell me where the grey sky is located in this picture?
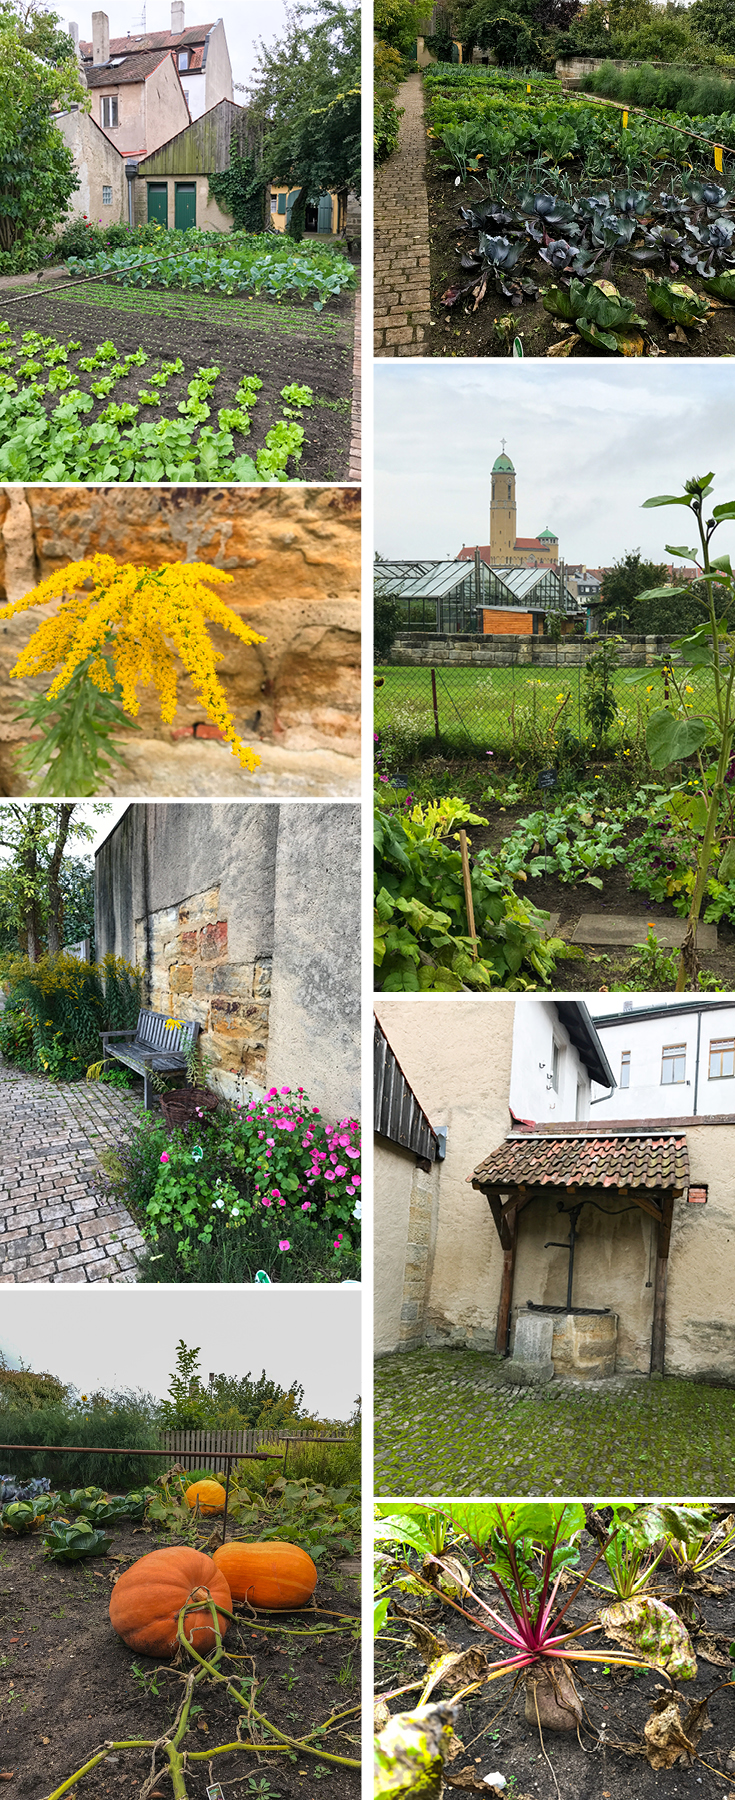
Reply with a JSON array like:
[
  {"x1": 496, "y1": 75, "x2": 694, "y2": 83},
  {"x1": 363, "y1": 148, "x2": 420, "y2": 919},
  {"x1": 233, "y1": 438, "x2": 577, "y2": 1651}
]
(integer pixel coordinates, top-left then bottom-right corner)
[
  {"x1": 0, "y1": 1287, "x2": 361, "y2": 1420},
  {"x1": 375, "y1": 363, "x2": 735, "y2": 568},
  {"x1": 65, "y1": 0, "x2": 286, "y2": 97}
]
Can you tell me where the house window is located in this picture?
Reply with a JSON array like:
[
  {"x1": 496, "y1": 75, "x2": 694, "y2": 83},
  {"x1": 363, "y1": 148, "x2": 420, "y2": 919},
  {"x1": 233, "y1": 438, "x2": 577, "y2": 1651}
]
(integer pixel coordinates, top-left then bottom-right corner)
[
  {"x1": 178, "y1": 49, "x2": 189, "y2": 68},
  {"x1": 102, "y1": 185, "x2": 112, "y2": 205},
  {"x1": 270, "y1": 194, "x2": 277, "y2": 213},
  {"x1": 620, "y1": 1049, "x2": 630, "y2": 1090},
  {"x1": 709, "y1": 1037, "x2": 735, "y2": 1079},
  {"x1": 551, "y1": 1040, "x2": 563, "y2": 1094},
  {"x1": 183, "y1": 89, "x2": 190, "y2": 103},
  {"x1": 100, "y1": 95, "x2": 118, "y2": 128},
  {"x1": 662, "y1": 1043, "x2": 686, "y2": 1085}
]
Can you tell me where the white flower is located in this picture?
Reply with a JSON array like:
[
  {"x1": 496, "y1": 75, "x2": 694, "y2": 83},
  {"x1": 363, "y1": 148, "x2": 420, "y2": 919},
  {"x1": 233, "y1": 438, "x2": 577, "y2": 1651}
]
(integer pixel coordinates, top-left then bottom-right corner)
[{"x1": 352, "y1": 1200, "x2": 362, "y2": 1221}]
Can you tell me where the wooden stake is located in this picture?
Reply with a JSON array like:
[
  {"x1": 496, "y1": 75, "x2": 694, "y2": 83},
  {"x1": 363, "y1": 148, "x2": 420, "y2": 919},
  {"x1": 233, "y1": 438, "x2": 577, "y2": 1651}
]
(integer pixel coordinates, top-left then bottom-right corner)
[{"x1": 459, "y1": 828, "x2": 477, "y2": 958}]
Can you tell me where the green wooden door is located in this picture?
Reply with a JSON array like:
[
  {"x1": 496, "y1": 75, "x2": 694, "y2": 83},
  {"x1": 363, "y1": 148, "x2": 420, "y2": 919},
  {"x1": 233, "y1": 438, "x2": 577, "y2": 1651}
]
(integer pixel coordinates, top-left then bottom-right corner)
[
  {"x1": 147, "y1": 184, "x2": 168, "y2": 226},
  {"x1": 317, "y1": 193, "x2": 333, "y2": 234},
  {"x1": 174, "y1": 183, "x2": 197, "y2": 230}
]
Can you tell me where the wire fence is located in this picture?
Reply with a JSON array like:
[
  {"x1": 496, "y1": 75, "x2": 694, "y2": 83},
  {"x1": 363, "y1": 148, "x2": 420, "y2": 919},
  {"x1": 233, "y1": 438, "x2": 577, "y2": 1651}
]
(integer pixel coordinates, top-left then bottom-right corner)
[{"x1": 373, "y1": 656, "x2": 711, "y2": 761}]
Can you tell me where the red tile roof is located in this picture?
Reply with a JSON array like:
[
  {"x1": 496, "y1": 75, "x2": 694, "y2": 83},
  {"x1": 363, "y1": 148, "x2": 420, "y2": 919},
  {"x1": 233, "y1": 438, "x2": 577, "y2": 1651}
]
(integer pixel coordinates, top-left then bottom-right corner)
[
  {"x1": 469, "y1": 1132, "x2": 690, "y2": 1193},
  {"x1": 85, "y1": 49, "x2": 179, "y2": 86},
  {"x1": 80, "y1": 24, "x2": 213, "y2": 56}
]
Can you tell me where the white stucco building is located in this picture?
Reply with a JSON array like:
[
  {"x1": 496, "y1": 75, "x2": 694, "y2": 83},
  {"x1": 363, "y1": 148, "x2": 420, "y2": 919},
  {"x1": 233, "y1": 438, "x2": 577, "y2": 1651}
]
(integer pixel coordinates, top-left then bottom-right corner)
[{"x1": 590, "y1": 999, "x2": 735, "y2": 1120}]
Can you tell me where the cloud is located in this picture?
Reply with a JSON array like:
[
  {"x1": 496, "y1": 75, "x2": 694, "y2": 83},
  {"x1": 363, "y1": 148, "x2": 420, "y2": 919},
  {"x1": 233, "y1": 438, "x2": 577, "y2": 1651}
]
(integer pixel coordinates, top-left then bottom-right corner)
[{"x1": 375, "y1": 364, "x2": 735, "y2": 566}]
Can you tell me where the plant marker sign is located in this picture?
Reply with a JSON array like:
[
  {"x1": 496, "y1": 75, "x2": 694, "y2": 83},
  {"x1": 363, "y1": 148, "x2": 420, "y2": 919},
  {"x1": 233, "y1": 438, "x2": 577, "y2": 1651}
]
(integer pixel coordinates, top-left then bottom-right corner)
[{"x1": 207, "y1": 1787, "x2": 225, "y2": 1800}]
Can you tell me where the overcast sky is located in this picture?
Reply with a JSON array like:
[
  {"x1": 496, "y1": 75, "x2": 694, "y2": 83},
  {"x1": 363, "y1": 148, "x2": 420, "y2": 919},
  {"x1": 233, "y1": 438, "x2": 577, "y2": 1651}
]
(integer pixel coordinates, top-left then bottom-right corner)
[
  {"x1": 375, "y1": 363, "x2": 735, "y2": 568},
  {"x1": 0, "y1": 1287, "x2": 361, "y2": 1419},
  {"x1": 64, "y1": 0, "x2": 287, "y2": 97}
]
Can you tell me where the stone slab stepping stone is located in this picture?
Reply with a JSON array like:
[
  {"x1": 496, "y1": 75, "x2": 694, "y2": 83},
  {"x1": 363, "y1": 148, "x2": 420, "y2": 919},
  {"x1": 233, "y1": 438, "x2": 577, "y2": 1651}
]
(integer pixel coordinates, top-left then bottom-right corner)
[{"x1": 571, "y1": 913, "x2": 718, "y2": 949}]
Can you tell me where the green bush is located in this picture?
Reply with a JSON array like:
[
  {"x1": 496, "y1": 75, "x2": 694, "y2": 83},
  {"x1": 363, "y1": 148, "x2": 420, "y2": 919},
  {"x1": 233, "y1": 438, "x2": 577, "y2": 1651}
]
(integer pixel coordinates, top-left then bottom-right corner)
[
  {"x1": 375, "y1": 95, "x2": 404, "y2": 162},
  {"x1": 0, "y1": 1393, "x2": 166, "y2": 1490},
  {"x1": 581, "y1": 59, "x2": 735, "y2": 117},
  {"x1": 0, "y1": 951, "x2": 142, "y2": 1080}
]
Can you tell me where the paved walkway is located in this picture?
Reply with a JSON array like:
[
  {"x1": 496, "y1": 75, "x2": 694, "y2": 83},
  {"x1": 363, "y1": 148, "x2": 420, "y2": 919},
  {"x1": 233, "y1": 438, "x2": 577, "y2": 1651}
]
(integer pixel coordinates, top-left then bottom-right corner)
[
  {"x1": 374, "y1": 75, "x2": 432, "y2": 357},
  {"x1": 375, "y1": 1346, "x2": 735, "y2": 1496},
  {"x1": 0, "y1": 1062, "x2": 146, "y2": 1284}
]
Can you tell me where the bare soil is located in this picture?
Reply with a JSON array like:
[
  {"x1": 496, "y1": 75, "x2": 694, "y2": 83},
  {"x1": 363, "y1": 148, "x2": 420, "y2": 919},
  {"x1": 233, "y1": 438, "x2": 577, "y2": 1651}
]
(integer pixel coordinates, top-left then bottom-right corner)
[
  {"x1": 425, "y1": 159, "x2": 735, "y2": 360},
  {"x1": 375, "y1": 1529, "x2": 735, "y2": 1798},
  {"x1": 0, "y1": 1522, "x2": 360, "y2": 1800}
]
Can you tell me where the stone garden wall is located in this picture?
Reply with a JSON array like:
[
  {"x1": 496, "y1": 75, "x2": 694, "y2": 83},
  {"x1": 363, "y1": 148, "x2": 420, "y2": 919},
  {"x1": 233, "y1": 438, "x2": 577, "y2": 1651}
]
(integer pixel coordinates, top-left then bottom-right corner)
[
  {"x1": 0, "y1": 486, "x2": 361, "y2": 780},
  {"x1": 95, "y1": 801, "x2": 360, "y2": 1121},
  {"x1": 389, "y1": 631, "x2": 670, "y2": 667}
]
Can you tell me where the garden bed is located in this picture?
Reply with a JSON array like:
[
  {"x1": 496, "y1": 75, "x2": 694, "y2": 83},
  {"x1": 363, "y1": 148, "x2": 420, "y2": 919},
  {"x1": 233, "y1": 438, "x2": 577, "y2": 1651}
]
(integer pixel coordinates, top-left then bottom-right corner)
[
  {"x1": 0, "y1": 284, "x2": 355, "y2": 480},
  {"x1": 0, "y1": 1518, "x2": 360, "y2": 1800},
  {"x1": 375, "y1": 1511, "x2": 735, "y2": 1799},
  {"x1": 420, "y1": 65, "x2": 735, "y2": 358}
]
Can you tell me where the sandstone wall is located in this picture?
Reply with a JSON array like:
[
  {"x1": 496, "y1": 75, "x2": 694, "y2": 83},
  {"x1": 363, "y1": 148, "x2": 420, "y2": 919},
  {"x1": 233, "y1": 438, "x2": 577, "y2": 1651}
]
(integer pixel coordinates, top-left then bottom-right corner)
[
  {"x1": 0, "y1": 486, "x2": 361, "y2": 771},
  {"x1": 95, "y1": 800, "x2": 360, "y2": 1116}
]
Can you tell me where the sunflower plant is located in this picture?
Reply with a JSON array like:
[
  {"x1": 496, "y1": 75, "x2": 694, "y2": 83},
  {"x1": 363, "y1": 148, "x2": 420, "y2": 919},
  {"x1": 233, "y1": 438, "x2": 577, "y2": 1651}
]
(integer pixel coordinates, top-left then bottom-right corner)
[{"x1": 1, "y1": 556, "x2": 266, "y2": 795}]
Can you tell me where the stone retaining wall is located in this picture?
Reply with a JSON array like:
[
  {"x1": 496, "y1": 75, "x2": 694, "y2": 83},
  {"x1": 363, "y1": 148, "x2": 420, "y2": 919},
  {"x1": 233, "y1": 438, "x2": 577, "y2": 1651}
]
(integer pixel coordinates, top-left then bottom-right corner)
[
  {"x1": 389, "y1": 631, "x2": 670, "y2": 667},
  {"x1": 0, "y1": 486, "x2": 361, "y2": 773}
]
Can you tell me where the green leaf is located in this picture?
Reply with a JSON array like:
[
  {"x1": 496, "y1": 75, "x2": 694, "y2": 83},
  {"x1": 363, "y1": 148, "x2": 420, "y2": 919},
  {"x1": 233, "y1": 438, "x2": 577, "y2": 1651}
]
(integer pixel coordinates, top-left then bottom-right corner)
[
  {"x1": 712, "y1": 502, "x2": 735, "y2": 522},
  {"x1": 374, "y1": 1595, "x2": 390, "y2": 1638},
  {"x1": 642, "y1": 494, "x2": 693, "y2": 509},
  {"x1": 646, "y1": 709, "x2": 708, "y2": 769}
]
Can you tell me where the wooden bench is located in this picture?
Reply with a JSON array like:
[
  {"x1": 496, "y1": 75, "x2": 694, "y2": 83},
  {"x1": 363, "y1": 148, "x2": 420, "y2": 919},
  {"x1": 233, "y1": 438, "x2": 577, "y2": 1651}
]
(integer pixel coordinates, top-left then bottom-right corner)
[{"x1": 100, "y1": 1010, "x2": 200, "y2": 1111}]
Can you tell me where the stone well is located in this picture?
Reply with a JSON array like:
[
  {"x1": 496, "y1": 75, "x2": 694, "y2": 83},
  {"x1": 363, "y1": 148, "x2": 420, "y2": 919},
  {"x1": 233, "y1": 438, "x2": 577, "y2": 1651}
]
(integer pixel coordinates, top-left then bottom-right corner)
[{"x1": 551, "y1": 1311, "x2": 618, "y2": 1379}]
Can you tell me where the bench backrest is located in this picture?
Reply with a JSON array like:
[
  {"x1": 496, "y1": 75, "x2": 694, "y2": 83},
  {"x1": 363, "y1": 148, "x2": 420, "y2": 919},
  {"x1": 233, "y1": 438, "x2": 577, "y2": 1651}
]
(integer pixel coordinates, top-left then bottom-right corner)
[{"x1": 134, "y1": 1010, "x2": 200, "y2": 1055}]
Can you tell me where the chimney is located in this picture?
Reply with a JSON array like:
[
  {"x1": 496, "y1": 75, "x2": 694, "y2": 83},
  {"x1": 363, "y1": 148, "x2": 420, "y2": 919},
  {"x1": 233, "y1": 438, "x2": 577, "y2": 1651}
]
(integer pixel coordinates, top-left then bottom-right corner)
[
  {"x1": 171, "y1": 0, "x2": 185, "y2": 30},
  {"x1": 68, "y1": 20, "x2": 80, "y2": 57},
  {"x1": 92, "y1": 10, "x2": 109, "y2": 62}
]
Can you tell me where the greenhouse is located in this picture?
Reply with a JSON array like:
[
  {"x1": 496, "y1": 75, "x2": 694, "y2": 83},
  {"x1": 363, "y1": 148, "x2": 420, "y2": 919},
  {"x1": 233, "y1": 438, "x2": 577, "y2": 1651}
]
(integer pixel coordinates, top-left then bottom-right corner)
[{"x1": 374, "y1": 558, "x2": 582, "y2": 633}]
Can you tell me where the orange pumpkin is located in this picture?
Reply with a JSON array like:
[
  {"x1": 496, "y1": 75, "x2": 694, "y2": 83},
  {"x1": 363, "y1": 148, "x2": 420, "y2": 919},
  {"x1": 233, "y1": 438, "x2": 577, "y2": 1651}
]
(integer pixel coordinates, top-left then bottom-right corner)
[
  {"x1": 109, "y1": 1546, "x2": 231, "y2": 1659},
  {"x1": 212, "y1": 1540, "x2": 317, "y2": 1610},
  {"x1": 184, "y1": 1479, "x2": 227, "y2": 1516}
]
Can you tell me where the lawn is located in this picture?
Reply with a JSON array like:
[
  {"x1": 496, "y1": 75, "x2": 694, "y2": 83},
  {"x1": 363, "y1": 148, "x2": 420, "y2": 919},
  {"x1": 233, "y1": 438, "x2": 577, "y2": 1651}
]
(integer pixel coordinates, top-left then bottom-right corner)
[
  {"x1": 374, "y1": 1347, "x2": 735, "y2": 1493},
  {"x1": 421, "y1": 65, "x2": 735, "y2": 359},
  {"x1": 0, "y1": 280, "x2": 355, "y2": 481}
]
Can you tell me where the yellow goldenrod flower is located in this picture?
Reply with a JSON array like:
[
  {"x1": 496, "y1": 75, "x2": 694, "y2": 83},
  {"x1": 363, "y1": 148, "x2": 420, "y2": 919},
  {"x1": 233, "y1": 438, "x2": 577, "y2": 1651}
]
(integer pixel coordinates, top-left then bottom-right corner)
[{"x1": 0, "y1": 556, "x2": 267, "y2": 772}]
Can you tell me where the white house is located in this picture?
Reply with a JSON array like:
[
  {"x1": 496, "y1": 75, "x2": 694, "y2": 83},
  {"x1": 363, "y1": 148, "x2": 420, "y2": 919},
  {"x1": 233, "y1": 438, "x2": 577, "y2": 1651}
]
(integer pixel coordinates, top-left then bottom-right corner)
[{"x1": 590, "y1": 999, "x2": 735, "y2": 1120}]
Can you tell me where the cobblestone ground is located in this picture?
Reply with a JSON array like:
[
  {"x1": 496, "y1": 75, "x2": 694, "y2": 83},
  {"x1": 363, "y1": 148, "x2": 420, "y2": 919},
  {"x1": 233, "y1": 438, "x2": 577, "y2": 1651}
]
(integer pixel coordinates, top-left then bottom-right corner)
[
  {"x1": 374, "y1": 1347, "x2": 735, "y2": 1496},
  {"x1": 0, "y1": 1059, "x2": 146, "y2": 1284},
  {"x1": 374, "y1": 75, "x2": 432, "y2": 357}
]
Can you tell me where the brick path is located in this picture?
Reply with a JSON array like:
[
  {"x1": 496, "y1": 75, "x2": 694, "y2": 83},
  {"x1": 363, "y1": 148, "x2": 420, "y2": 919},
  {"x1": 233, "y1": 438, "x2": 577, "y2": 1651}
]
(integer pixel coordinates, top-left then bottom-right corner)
[
  {"x1": 374, "y1": 75, "x2": 432, "y2": 357},
  {"x1": 0, "y1": 1062, "x2": 146, "y2": 1284}
]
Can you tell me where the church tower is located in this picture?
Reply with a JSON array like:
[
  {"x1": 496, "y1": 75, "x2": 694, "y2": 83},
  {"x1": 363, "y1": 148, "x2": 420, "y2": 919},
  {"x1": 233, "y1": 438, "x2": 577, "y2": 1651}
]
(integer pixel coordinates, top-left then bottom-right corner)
[{"x1": 490, "y1": 445, "x2": 516, "y2": 563}]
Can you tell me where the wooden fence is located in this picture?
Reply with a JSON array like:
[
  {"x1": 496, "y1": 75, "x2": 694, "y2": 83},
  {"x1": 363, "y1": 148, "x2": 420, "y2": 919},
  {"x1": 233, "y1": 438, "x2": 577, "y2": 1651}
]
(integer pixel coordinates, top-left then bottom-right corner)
[{"x1": 160, "y1": 1428, "x2": 351, "y2": 1474}]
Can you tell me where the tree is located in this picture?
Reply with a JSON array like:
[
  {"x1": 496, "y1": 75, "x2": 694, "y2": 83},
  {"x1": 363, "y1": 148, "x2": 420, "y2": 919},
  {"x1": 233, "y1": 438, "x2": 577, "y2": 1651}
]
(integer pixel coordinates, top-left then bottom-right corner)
[
  {"x1": 246, "y1": 0, "x2": 360, "y2": 240},
  {"x1": 0, "y1": 0, "x2": 87, "y2": 254},
  {"x1": 600, "y1": 550, "x2": 701, "y2": 636},
  {"x1": 374, "y1": 592, "x2": 404, "y2": 663},
  {"x1": 690, "y1": 0, "x2": 735, "y2": 49},
  {"x1": 160, "y1": 1341, "x2": 314, "y2": 1433},
  {"x1": 0, "y1": 803, "x2": 100, "y2": 958}
]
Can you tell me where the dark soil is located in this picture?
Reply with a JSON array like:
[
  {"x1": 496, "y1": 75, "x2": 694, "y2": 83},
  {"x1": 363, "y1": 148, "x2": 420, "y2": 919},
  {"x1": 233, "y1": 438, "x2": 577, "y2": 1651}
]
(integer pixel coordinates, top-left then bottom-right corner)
[
  {"x1": 0, "y1": 286, "x2": 355, "y2": 479},
  {"x1": 0, "y1": 1522, "x2": 360, "y2": 1800},
  {"x1": 425, "y1": 157, "x2": 735, "y2": 360},
  {"x1": 376, "y1": 1529, "x2": 735, "y2": 1798}
]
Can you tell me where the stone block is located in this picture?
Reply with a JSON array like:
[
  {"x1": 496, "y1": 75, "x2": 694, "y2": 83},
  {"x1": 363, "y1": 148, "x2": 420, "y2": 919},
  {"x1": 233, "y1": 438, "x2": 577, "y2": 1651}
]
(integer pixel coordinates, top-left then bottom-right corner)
[
  {"x1": 552, "y1": 1312, "x2": 618, "y2": 1380},
  {"x1": 169, "y1": 964, "x2": 193, "y2": 994},
  {"x1": 500, "y1": 1312, "x2": 555, "y2": 1385},
  {"x1": 200, "y1": 920, "x2": 228, "y2": 961}
]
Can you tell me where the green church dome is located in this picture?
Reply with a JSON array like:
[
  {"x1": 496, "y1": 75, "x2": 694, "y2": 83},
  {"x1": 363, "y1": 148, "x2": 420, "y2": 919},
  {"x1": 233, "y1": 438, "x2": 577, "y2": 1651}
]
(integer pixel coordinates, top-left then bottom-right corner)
[
  {"x1": 492, "y1": 451, "x2": 515, "y2": 472},
  {"x1": 538, "y1": 527, "x2": 558, "y2": 540}
]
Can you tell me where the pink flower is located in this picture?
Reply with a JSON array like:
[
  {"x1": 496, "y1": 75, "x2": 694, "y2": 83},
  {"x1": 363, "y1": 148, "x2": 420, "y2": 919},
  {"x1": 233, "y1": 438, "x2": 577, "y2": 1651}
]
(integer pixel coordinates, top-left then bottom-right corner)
[
  {"x1": 271, "y1": 1189, "x2": 281, "y2": 1198},
  {"x1": 334, "y1": 1164, "x2": 346, "y2": 1177},
  {"x1": 346, "y1": 1145, "x2": 360, "y2": 1159},
  {"x1": 324, "y1": 1171, "x2": 335, "y2": 1182},
  {"x1": 279, "y1": 1239, "x2": 290, "y2": 1251},
  {"x1": 160, "y1": 1152, "x2": 169, "y2": 1164},
  {"x1": 346, "y1": 1185, "x2": 355, "y2": 1195},
  {"x1": 352, "y1": 1175, "x2": 361, "y2": 1186},
  {"x1": 338, "y1": 1134, "x2": 350, "y2": 1147},
  {"x1": 302, "y1": 1201, "x2": 312, "y2": 1211},
  {"x1": 267, "y1": 1138, "x2": 275, "y2": 1146},
  {"x1": 281, "y1": 1087, "x2": 290, "y2": 1095},
  {"x1": 278, "y1": 1198, "x2": 286, "y2": 1206},
  {"x1": 261, "y1": 1197, "x2": 272, "y2": 1208}
]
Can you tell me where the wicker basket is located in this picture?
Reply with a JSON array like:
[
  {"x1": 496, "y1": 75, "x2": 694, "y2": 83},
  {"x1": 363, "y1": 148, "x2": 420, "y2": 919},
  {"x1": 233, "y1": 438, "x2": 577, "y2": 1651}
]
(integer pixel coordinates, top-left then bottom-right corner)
[{"x1": 158, "y1": 1087, "x2": 219, "y2": 1133}]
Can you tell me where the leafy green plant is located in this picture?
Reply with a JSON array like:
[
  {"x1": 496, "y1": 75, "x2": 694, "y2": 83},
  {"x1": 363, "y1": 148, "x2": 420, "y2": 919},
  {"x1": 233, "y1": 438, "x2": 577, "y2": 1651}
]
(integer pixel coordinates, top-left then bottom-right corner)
[
  {"x1": 43, "y1": 1519, "x2": 112, "y2": 1561},
  {"x1": 13, "y1": 652, "x2": 138, "y2": 797},
  {"x1": 633, "y1": 471, "x2": 735, "y2": 987},
  {"x1": 490, "y1": 794, "x2": 628, "y2": 889},
  {"x1": 374, "y1": 790, "x2": 569, "y2": 990},
  {"x1": 65, "y1": 233, "x2": 356, "y2": 311}
]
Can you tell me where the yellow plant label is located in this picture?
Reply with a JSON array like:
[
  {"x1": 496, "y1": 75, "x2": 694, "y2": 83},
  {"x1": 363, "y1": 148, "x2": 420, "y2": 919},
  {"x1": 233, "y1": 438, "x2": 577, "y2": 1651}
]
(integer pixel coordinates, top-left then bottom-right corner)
[
  {"x1": 622, "y1": 109, "x2": 629, "y2": 127},
  {"x1": 715, "y1": 144, "x2": 724, "y2": 172}
]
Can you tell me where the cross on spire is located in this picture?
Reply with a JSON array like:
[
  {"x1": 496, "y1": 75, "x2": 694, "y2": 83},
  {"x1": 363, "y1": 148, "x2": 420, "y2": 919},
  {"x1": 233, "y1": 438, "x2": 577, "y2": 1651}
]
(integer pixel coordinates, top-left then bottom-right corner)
[{"x1": 501, "y1": 437, "x2": 507, "y2": 452}]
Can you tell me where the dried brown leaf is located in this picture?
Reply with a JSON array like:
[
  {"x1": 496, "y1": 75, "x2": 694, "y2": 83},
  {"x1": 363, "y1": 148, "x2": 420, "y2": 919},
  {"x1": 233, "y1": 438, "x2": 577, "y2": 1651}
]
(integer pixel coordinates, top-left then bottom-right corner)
[
  {"x1": 644, "y1": 1701, "x2": 695, "y2": 1769},
  {"x1": 547, "y1": 335, "x2": 580, "y2": 357}
]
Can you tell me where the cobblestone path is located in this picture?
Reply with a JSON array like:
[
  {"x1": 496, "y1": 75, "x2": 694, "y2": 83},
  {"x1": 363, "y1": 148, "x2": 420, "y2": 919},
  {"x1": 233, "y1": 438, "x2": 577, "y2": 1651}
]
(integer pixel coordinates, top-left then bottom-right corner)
[
  {"x1": 374, "y1": 74, "x2": 432, "y2": 356},
  {"x1": 374, "y1": 1347, "x2": 735, "y2": 1496},
  {"x1": 0, "y1": 1060, "x2": 145, "y2": 1283}
]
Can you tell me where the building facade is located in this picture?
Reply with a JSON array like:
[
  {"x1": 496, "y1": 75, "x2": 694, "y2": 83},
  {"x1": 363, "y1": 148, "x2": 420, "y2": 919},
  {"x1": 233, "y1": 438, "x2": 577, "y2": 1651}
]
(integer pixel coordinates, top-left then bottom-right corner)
[
  {"x1": 458, "y1": 446, "x2": 560, "y2": 570},
  {"x1": 591, "y1": 1000, "x2": 735, "y2": 1120},
  {"x1": 78, "y1": 7, "x2": 233, "y2": 125}
]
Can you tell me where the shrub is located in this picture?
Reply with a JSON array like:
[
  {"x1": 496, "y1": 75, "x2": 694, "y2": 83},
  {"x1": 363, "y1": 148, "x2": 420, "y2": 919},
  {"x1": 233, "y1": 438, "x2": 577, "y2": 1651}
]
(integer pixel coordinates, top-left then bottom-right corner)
[
  {"x1": 0, "y1": 951, "x2": 142, "y2": 1081},
  {"x1": 0, "y1": 1392, "x2": 165, "y2": 1490}
]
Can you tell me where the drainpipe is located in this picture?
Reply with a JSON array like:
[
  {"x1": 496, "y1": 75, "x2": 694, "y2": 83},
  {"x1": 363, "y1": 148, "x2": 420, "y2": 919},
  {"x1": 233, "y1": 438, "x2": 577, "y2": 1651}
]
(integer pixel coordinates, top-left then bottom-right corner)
[
  {"x1": 125, "y1": 161, "x2": 138, "y2": 229},
  {"x1": 692, "y1": 1007, "x2": 702, "y2": 1117}
]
